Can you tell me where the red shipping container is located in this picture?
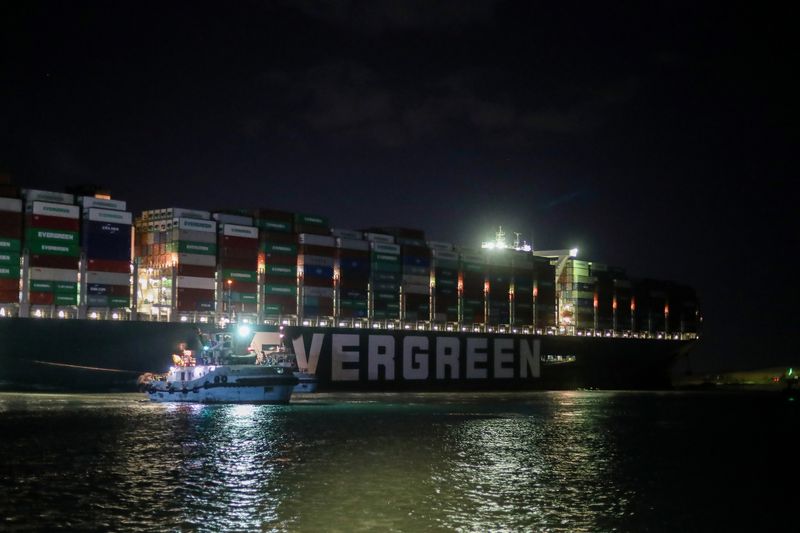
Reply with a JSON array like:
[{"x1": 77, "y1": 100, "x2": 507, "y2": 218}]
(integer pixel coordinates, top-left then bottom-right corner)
[
  {"x1": 218, "y1": 246, "x2": 258, "y2": 260},
  {"x1": 220, "y1": 235, "x2": 259, "y2": 250},
  {"x1": 0, "y1": 278, "x2": 20, "y2": 291},
  {"x1": 176, "y1": 263, "x2": 216, "y2": 277},
  {"x1": 86, "y1": 258, "x2": 130, "y2": 273},
  {"x1": 228, "y1": 302, "x2": 258, "y2": 314},
  {"x1": 0, "y1": 289, "x2": 19, "y2": 303},
  {"x1": 259, "y1": 230, "x2": 296, "y2": 244},
  {"x1": 224, "y1": 280, "x2": 258, "y2": 293},
  {"x1": 28, "y1": 291, "x2": 55, "y2": 305},
  {"x1": 25, "y1": 214, "x2": 80, "y2": 232},
  {"x1": 301, "y1": 276, "x2": 332, "y2": 288},
  {"x1": 219, "y1": 257, "x2": 257, "y2": 270},
  {"x1": 29, "y1": 254, "x2": 80, "y2": 269},
  {"x1": 0, "y1": 217, "x2": 23, "y2": 238},
  {"x1": 338, "y1": 276, "x2": 370, "y2": 288},
  {"x1": 265, "y1": 254, "x2": 297, "y2": 266},
  {"x1": 298, "y1": 244, "x2": 336, "y2": 256}
]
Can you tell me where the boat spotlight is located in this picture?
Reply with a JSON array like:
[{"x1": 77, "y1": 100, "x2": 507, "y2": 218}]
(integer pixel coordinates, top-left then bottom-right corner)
[{"x1": 238, "y1": 325, "x2": 251, "y2": 337}]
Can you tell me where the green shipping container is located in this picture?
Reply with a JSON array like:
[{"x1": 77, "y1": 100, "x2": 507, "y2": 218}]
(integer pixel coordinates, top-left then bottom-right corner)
[
  {"x1": 372, "y1": 253, "x2": 399, "y2": 264},
  {"x1": 55, "y1": 294, "x2": 77, "y2": 305},
  {"x1": 0, "y1": 252, "x2": 20, "y2": 266},
  {"x1": 371, "y1": 262, "x2": 402, "y2": 273},
  {"x1": 0, "y1": 265, "x2": 21, "y2": 279},
  {"x1": 264, "y1": 284, "x2": 297, "y2": 296},
  {"x1": 462, "y1": 263, "x2": 485, "y2": 273},
  {"x1": 0, "y1": 238, "x2": 22, "y2": 253},
  {"x1": 294, "y1": 213, "x2": 329, "y2": 227},
  {"x1": 55, "y1": 282, "x2": 78, "y2": 294},
  {"x1": 222, "y1": 269, "x2": 258, "y2": 283},
  {"x1": 375, "y1": 292, "x2": 398, "y2": 302},
  {"x1": 176, "y1": 241, "x2": 217, "y2": 255},
  {"x1": 262, "y1": 243, "x2": 297, "y2": 255},
  {"x1": 265, "y1": 264, "x2": 296, "y2": 277},
  {"x1": 264, "y1": 304, "x2": 283, "y2": 314},
  {"x1": 25, "y1": 228, "x2": 79, "y2": 245},
  {"x1": 256, "y1": 219, "x2": 292, "y2": 233},
  {"x1": 30, "y1": 280, "x2": 55, "y2": 292},
  {"x1": 28, "y1": 242, "x2": 80, "y2": 257}
]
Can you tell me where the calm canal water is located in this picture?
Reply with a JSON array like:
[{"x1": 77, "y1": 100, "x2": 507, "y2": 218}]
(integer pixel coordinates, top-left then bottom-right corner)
[{"x1": 0, "y1": 391, "x2": 797, "y2": 532}]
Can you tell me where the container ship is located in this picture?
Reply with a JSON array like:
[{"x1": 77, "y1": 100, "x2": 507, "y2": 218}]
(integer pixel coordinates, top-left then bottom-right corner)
[{"x1": 0, "y1": 181, "x2": 700, "y2": 392}]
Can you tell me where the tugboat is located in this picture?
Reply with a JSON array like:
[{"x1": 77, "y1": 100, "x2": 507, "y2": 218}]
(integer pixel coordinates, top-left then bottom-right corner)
[
  {"x1": 269, "y1": 351, "x2": 319, "y2": 393},
  {"x1": 142, "y1": 329, "x2": 298, "y2": 404}
]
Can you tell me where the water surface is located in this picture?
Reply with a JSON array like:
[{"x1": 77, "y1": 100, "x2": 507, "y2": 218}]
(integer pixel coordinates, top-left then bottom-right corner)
[{"x1": 1, "y1": 391, "x2": 796, "y2": 532}]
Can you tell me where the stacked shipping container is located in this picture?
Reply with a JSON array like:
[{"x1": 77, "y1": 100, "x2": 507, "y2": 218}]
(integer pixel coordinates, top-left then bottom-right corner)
[
  {"x1": 459, "y1": 251, "x2": 485, "y2": 324},
  {"x1": 215, "y1": 213, "x2": 259, "y2": 316},
  {"x1": 24, "y1": 191, "x2": 80, "y2": 308},
  {"x1": 400, "y1": 238, "x2": 430, "y2": 321},
  {"x1": 80, "y1": 197, "x2": 132, "y2": 310},
  {"x1": 334, "y1": 229, "x2": 370, "y2": 319},
  {"x1": 368, "y1": 234, "x2": 401, "y2": 320},
  {"x1": 0, "y1": 196, "x2": 22, "y2": 305},
  {"x1": 511, "y1": 251, "x2": 534, "y2": 326},
  {"x1": 533, "y1": 256, "x2": 557, "y2": 329},
  {"x1": 256, "y1": 209, "x2": 297, "y2": 318},
  {"x1": 485, "y1": 251, "x2": 512, "y2": 326},
  {"x1": 135, "y1": 209, "x2": 217, "y2": 315},
  {"x1": 429, "y1": 242, "x2": 459, "y2": 323},
  {"x1": 298, "y1": 230, "x2": 335, "y2": 318}
]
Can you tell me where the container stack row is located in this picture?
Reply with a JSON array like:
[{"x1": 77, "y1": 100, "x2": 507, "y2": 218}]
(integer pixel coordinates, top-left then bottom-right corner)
[
  {"x1": 23, "y1": 190, "x2": 81, "y2": 309},
  {"x1": 511, "y1": 251, "x2": 534, "y2": 326},
  {"x1": 367, "y1": 234, "x2": 401, "y2": 320},
  {"x1": 135, "y1": 208, "x2": 217, "y2": 316},
  {"x1": 484, "y1": 250, "x2": 511, "y2": 325},
  {"x1": 334, "y1": 229, "x2": 370, "y2": 319},
  {"x1": 459, "y1": 251, "x2": 485, "y2": 324},
  {"x1": 399, "y1": 236, "x2": 430, "y2": 322},
  {"x1": 532, "y1": 256, "x2": 557, "y2": 329},
  {"x1": 255, "y1": 209, "x2": 298, "y2": 318},
  {"x1": 298, "y1": 231, "x2": 336, "y2": 318},
  {"x1": 80, "y1": 197, "x2": 132, "y2": 310},
  {"x1": 429, "y1": 243, "x2": 459, "y2": 322},
  {"x1": 0, "y1": 196, "x2": 22, "y2": 307},
  {"x1": 215, "y1": 212, "x2": 259, "y2": 316}
]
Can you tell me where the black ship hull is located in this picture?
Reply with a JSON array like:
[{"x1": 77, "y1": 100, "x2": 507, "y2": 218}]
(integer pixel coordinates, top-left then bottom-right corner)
[{"x1": 0, "y1": 319, "x2": 694, "y2": 392}]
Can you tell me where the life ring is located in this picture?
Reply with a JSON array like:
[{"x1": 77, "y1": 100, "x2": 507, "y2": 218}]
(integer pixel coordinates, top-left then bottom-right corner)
[
  {"x1": 203, "y1": 381, "x2": 211, "y2": 389},
  {"x1": 214, "y1": 376, "x2": 220, "y2": 384},
  {"x1": 192, "y1": 386, "x2": 199, "y2": 394},
  {"x1": 221, "y1": 375, "x2": 228, "y2": 384}
]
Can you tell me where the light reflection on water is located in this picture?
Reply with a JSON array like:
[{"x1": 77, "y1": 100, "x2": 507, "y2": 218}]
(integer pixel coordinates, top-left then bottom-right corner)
[{"x1": 0, "y1": 391, "x2": 796, "y2": 532}]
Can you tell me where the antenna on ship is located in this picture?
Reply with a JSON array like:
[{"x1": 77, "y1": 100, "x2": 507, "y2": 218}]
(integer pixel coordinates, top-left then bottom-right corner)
[{"x1": 481, "y1": 226, "x2": 532, "y2": 252}]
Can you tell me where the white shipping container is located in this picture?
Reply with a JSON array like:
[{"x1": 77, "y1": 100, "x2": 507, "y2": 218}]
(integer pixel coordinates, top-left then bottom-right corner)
[
  {"x1": 459, "y1": 252, "x2": 483, "y2": 264},
  {"x1": 371, "y1": 242, "x2": 400, "y2": 254},
  {"x1": 23, "y1": 189, "x2": 74, "y2": 205},
  {"x1": 364, "y1": 232, "x2": 394, "y2": 243},
  {"x1": 177, "y1": 218, "x2": 216, "y2": 233},
  {"x1": 177, "y1": 253, "x2": 217, "y2": 267},
  {"x1": 402, "y1": 275, "x2": 429, "y2": 285},
  {"x1": 29, "y1": 201, "x2": 80, "y2": 219},
  {"x1": 403, "y1": 284, "x2": 429, "y2": 295},
  {"x1": 298, "y1": 234, "x2": 336, "y2": 247},
  {"x1": 331, "y1": 228, "x2": 363, "y2": 240},
  {"x1": 86, "y1": 207, "x2": 132, "y2": 225},
  {"x1": 222, "y1": 224, "x2": 258, "y2": 239},
  {"x1": 427, "y1": 241, "x2": 454, "y2": 251},
  {"x1": 337, "y1": 238, "x2": 370, "y2": 251},
  {"x1": 174, "y1": 229, "x2": 217, "y2": 244},
  {"x1": 28, "y1": 267, "x2": 78, "y2": 282},
  {"x1": 79, "y1": 196, "x2": 127, "y2": 211},
  {"x1": 302, "y1": 286, "x2": 335, "y2": 297},
  {"x1": 213, "y1": 213, "x2": 253, "y2": 226},
  {"x1": 176, "y1": 276, "x2": 215, "y2": 290},
  {"x1": 169, "y1": 208, "x2": 211, "y2": 220},
  {"x1": 432, "y1": 250, "x2": 458, "y2": 260},
  {"x1": 0, "y1": 197, "x2": 23, "y2": 213},
  {"x1": 298, "y1": 255, "x2": 335, "y2": 267},
  {"x1": 85, "y1": 271, "x2": 130, "y2": 285}
]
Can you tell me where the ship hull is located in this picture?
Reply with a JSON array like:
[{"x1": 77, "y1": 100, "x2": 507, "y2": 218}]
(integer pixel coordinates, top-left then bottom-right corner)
[{"x1": 0, "y1": 319, "x2": 694, "y2": 392}]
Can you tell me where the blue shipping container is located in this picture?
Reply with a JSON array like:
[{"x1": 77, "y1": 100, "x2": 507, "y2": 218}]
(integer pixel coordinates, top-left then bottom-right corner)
[
  {"x1": 82, "y1": 221, "x2": 131, "y2": 261},
  {"x1": 303, "y1": 265, "x2": 334, "y2": 279}
]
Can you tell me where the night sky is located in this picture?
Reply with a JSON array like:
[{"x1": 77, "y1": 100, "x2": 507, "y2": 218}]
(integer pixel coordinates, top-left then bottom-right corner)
[{"x1": 1, "y1": 1, "x2": 795, "y2": 373}]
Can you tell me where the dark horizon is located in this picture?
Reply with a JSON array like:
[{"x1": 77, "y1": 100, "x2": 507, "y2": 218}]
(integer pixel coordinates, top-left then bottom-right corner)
[{"x1": 2, "y1": 1, "x2": 795, "y2": 373}]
